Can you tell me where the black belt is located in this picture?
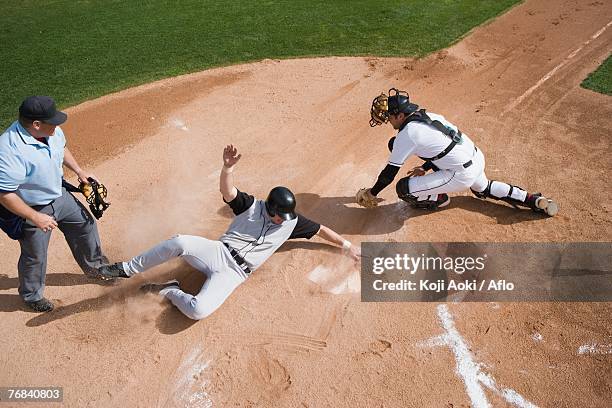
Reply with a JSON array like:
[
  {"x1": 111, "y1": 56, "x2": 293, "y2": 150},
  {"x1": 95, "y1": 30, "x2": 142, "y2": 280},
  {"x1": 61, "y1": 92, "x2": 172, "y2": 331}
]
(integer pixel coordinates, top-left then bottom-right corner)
[{"x1": 223, "y1": 242, "x2": 251, "y2": 275}]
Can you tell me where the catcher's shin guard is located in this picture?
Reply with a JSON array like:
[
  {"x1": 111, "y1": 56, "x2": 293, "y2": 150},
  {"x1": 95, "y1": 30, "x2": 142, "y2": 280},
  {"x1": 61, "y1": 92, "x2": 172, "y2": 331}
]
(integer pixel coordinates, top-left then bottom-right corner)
[
  {"x1": 471, "y1": 181, "x2": 528, "y2": 207},
  {"x1": 471, "y1": 181, "x2": 558, "y2": 216},
  {"x1": 396, "y1": 177, "x2": 449, "y2": 210}
]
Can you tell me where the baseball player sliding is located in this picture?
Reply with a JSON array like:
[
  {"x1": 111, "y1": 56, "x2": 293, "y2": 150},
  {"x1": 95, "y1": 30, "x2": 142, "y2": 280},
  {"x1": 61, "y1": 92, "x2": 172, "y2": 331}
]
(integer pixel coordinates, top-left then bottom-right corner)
[
  {"x1": 356, "y1": 88, "x2": 558, "y2": 216},
  {"x1": 100, "y1": 145, "x2": 360, "y2": 320}
]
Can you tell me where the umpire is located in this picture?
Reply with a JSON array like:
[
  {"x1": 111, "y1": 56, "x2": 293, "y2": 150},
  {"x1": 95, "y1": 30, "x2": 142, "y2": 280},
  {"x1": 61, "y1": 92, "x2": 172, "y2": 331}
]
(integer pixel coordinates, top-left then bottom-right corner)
[{"x1": 0, "y1": 96, "x2": 109, "y2": 312}]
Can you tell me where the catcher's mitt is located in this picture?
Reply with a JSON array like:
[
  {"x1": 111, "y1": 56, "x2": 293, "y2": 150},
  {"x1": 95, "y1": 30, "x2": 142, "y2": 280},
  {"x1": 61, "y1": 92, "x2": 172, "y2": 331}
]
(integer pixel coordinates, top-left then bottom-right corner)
[
  {"x1": 356, "y1": 188, "x2": 378, "y2": 208},
  {"x1": 79, "y1": 178, "x2": 110, "y2": 219}
]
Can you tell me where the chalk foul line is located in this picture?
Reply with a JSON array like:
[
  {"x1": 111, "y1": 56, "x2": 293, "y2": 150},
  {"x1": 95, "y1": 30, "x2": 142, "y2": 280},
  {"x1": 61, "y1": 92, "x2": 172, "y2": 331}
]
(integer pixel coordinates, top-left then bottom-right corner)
[
  {"x1": 419, "y1": 304, "x2": 539, "y2": 408},
  {"x1": 503, "y1": 19, "x2": 612, "y2": 114}
]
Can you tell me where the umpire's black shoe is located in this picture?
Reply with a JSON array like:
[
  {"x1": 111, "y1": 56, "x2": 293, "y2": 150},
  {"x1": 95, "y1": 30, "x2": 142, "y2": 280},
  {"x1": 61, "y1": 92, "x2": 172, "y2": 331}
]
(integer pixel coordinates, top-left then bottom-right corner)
[
  {"x1": 99, "y1": 262, "x2": 129, "y2": 279},
  {"x1": 25, "y1": 298, "x2": 54, "y2": 312},
  {"x1": 140, "y1": 280, "x2": 180, "y2": 295}
]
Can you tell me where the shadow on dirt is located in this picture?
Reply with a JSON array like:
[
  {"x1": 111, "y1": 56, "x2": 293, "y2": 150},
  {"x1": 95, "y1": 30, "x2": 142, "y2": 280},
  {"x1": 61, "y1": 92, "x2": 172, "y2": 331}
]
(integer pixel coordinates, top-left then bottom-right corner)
[
  {"x1": 213, "y1": 191, "x2": 546, "y2": 236},
  {"x1": 23, "y1": 264, "x2": 204, "y2": 334},
  {"x1": 0, "y1": 272, "x2": 116, "y2": 291},
  {"x1": 0, "y1": 294, "x2": 31, "y2": 312},
  {"x1": 293, "y1": 193, "x2": 545, "y2": 234}
]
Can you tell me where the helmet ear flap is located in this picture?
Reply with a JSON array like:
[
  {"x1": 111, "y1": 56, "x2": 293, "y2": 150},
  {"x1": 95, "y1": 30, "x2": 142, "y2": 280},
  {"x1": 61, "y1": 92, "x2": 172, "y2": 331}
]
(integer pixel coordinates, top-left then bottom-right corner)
[{"x1": 370, "y1": 93, "x2": 389, "y2": 127}]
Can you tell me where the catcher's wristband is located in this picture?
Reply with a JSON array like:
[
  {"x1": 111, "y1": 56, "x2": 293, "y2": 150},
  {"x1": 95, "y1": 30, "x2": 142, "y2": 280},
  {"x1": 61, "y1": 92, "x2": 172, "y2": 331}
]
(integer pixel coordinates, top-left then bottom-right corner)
[{"x1": 222, "y1": 165, "x2": 234, "y2": 174}]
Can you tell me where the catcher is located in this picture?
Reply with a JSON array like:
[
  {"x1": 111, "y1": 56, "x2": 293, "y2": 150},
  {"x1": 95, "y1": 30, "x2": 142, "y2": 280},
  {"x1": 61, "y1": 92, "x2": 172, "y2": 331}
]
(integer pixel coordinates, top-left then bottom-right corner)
[
  {"x1": 356, "y1": 88, "x2": 558, "y2": 216},
  {"x1": 0, "y1": 96, "x2": 112, "y2": 312},
  {"x1": 99, "y1": 145, "x2": 361, "y2": 320}
]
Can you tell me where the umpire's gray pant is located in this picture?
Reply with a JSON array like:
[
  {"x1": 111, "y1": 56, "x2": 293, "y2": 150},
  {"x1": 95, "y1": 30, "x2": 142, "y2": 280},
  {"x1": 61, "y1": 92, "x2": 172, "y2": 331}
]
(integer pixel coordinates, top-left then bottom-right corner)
[
  {"x1": 123, "y1": 235, "x2": 247, "y2": 320},
  {"x1": 18, "y1": 188, "x2": 107, "y2": 302}
]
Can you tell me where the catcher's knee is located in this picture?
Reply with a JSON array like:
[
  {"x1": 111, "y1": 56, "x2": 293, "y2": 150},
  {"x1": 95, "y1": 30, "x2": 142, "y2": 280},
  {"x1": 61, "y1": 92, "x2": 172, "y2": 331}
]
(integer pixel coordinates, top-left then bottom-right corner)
[
  {"x1": 396, "y1": 177, "x2": 446, "y2": 210},
  {"x1": 396, "y1": 177, "x2": 420, "y2": 204}
]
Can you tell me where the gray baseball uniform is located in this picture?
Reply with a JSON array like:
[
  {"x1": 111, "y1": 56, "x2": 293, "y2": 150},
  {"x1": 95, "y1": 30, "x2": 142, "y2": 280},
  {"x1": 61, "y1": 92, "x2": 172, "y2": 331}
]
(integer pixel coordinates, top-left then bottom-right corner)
[{"x1": 121, "y1": 190, "x2": 320, "y2": 320}]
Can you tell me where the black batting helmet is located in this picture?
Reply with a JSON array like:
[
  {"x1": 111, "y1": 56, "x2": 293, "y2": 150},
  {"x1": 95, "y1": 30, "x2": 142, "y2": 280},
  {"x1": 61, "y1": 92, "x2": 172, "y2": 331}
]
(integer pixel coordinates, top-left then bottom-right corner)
[{"x1": 265, "y1": 187, "x2": 297, "y2": 221}]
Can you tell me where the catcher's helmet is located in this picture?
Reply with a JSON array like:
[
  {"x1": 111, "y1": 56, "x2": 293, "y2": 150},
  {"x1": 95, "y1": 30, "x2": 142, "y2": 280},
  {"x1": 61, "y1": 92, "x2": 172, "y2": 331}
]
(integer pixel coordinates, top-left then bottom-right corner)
[
  {"x1": 369, "y1": 88, "x2": 419, "y2": 127},
  {"x1": 265, "y1": 187, "x2": 297, "y2": 221},
  {"x1": 387, "y1": 88, "x2": 419, "y2": 116}
]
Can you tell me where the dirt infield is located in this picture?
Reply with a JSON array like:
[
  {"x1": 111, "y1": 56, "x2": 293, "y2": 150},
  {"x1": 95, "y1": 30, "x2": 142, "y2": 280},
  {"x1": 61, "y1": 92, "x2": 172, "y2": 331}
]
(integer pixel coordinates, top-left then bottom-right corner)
[{"x1": 1, "y1": 0, "x2": 611, "y2": 406}]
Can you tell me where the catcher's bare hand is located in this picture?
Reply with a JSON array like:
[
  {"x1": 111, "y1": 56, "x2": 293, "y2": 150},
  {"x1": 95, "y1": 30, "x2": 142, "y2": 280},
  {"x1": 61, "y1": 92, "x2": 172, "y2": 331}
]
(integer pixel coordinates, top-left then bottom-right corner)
[
  {"x1": 356, "y1": 188, "x2": 378, "y2": 208},
  {"x1": 223, "y1": 144, "x2": 242, "y2": 168},
  {"x1": 406, "y1": 166, "x2": 426, "y2": 177}
]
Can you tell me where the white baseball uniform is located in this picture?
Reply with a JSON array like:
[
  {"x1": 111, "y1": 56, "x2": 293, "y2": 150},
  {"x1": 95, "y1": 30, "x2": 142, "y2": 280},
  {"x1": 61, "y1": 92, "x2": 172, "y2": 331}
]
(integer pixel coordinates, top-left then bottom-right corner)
[{"x1": 379, "y1": 112, "x2": 528, "y2": 204}]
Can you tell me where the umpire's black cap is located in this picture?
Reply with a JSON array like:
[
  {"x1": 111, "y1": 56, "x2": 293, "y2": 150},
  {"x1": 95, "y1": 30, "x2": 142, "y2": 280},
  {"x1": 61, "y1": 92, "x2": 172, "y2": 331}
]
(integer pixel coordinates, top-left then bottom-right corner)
[{"x1": 19, "y1": 96, "x2": 67, "y2": 125}]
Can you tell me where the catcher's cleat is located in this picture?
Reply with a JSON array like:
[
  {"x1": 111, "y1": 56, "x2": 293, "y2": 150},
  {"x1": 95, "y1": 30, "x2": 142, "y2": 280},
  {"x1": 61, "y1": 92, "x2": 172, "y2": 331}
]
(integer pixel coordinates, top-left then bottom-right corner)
[
  {"x1": 25, "y1": 297, "x2": 54, "y2": 312},
  {"x1": 535, "y1": 196, "x2": 558, "y2": 217},
  {"x1": 408, "y1": 193, "x2": 450, "y2": 210},
  {"x1": 99, "y1": 262, "x2": 128, "y2": 278},
  {"x1": 140, "y1": 280, "x2": 180, "y2": 295},
  {"x1": 526, "y1": 193, "x2": 558, "y2": 217},
  {"x1": 436, "y1": 193, "x2": 451, "y2": 208}
]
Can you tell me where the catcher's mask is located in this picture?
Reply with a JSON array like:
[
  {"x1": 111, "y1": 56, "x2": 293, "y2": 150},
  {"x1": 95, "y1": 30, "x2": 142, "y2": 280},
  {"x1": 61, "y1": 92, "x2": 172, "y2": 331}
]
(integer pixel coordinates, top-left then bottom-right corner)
[
  {"x1": 265, "y1": 186, "x2": 297, "y2": 221},
  {"x1": 369, "y1": 88, "x2": 419, "y2": 127}
]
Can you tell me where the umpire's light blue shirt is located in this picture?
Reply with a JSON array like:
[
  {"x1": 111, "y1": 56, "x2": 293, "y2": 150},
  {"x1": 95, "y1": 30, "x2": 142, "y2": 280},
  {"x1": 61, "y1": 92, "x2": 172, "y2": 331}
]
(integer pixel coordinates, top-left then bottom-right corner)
[{"x1": 0, "y1": 121, "x2": 65, "y2": 206}]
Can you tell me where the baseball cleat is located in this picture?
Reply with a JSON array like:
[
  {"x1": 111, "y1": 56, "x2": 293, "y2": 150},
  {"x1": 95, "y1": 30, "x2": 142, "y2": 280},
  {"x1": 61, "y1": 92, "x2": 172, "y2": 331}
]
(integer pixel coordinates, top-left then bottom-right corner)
[
  {"x1": 85, "y1": 268, "x2": 116, "y2": 282},
  {"x1": 436, "y1": 193, "x2": 451, "y2": 208},
  {"x1": 99, "y1": 262, "x2": 129, "y2": 278},
  {"x1": 25, "y1": 297, "x2": 54, "y2": 313},
  {"x1": 140, "y1": 280, "x2": 180, "y2": 295},
  {"x1": 535, "y1": 196, "x2": 559, "y2": 217},
  {"x1": 408, "y1": 193, "x2": 450, "y2": 210}
]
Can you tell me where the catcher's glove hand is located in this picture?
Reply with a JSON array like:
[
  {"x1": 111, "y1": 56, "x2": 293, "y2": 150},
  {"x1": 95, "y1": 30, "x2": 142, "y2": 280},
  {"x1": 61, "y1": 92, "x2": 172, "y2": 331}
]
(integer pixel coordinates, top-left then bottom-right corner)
[
  {"x1": 356, "y1": 188, "x2": 378, "y2": 208},
  {"x1": 79, "y1": 178, "x2": 111, "y2": 219}
]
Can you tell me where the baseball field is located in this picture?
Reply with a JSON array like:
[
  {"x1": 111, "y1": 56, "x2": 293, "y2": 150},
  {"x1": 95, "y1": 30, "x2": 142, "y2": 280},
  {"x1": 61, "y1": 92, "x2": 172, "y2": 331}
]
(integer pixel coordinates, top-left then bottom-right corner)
[{"x1": 1, "y1": 0, "x2": 611, "y2": 407}]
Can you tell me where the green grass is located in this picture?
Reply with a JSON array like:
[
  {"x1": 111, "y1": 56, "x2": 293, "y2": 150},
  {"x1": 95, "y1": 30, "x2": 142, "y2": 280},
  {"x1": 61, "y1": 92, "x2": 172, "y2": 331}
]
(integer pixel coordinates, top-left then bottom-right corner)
[
  {"x1": 0, "y1": 0, "x2": 518, "y2": 128},
  {"x1": 581, "y1": 55, "x2": 612, "y2": 95}
]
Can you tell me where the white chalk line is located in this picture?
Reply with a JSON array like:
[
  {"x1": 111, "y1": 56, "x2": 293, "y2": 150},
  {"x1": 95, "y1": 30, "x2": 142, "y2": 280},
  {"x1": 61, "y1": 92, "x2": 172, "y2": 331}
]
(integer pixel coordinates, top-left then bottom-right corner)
[
  {"x1": 172, "y1": 346, "x2": 213, "y2": 408},
  {"x1": 503, "y1": 19, "x2": 612, "y2": 114},
  {"x1": 421, "y1": 304, "x2": 539, "y2": 408},
  {"x1": 307, "y1": 265, "x2": 360, "y2": 294},
  {"x1": 578, "y1": 343, "x2": 612, "y2": 355},
  {"x1": 307, "y1": 265, "x2": 330, "y2": 284},
  {"x1": 169, "y1": 117, "x2": 189, "y2": 131}
]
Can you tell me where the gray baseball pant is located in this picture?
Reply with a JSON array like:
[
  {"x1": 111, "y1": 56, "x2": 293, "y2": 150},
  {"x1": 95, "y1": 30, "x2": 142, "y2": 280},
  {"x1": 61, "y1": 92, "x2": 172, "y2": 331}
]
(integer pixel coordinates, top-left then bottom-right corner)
[
  {"x1": 18, "y1": 188, "x2": 107, "y2": 302},
  {"x1": 123, "y1": 235, "x2": 247, "y2": 320}
]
